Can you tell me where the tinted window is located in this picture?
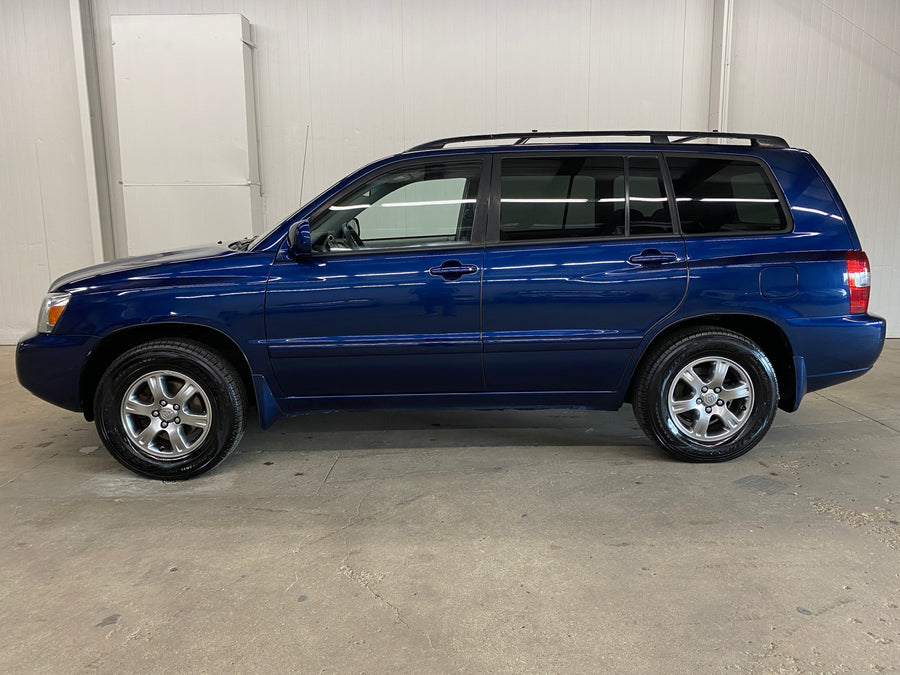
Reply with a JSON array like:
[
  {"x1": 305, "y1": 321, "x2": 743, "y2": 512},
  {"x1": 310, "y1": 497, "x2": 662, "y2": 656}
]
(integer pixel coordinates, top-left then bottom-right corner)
[
  {"x1": 628, "y1": 156, "x2": 673, "y2": 236},
  {"x1": 312, "y1": 162, "x2": 481, "y2": 251},
  {"x1": 499, "y1": 156, "x2": 672, "y2": 241},
  {"x1": 666, "y1": 156, "x2": 788, "y2": 234}
]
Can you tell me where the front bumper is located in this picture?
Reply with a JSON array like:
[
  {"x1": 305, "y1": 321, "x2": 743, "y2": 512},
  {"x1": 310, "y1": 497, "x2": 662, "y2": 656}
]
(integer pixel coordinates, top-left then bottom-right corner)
[{"x1": 16, "y1": 332, "x2": 97, "y2": 413}]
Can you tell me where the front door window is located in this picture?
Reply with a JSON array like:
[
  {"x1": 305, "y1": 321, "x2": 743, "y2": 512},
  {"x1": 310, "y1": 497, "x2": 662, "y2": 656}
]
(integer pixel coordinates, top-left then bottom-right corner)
[{"x1": 311, "y1": 162, "x2": 482, "y2": 252}]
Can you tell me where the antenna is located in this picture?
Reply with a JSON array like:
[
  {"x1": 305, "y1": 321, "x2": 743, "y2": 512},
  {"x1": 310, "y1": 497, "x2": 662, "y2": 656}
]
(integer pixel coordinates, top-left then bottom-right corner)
[{"x1": 298, "y1": 123, "x2": 311, "y2": 205}]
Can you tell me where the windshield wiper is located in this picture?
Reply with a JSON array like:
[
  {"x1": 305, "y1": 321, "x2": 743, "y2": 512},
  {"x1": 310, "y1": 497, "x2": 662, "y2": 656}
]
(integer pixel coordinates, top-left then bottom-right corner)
[{"x1": 226, "y1": 235, "x2": 257, "y2": 251}]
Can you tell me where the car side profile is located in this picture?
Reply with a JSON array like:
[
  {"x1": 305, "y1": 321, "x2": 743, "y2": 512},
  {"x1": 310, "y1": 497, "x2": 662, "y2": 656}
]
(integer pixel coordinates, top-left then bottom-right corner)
[{"x1": 16, "y1": 130, "x2": 886, "y2": 480}]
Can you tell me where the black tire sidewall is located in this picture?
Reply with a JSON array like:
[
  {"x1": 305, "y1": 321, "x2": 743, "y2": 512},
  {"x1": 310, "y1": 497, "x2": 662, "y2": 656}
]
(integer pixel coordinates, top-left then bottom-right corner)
[
  {"x1": 95, "y1": 342, "x2": 244, "y2": 479},
  {"x1": 645, "y1": 333, "x2": 778, "y2": 462}
]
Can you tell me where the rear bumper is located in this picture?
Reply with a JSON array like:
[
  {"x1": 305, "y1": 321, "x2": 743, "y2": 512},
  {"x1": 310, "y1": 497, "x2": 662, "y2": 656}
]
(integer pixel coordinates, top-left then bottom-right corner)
[
  {"x1": 785, "y1": 314, "x2": 886, "y2": 405},
  {"x1": 16, "y1": 332, "x2": 97, "y2": 413}
]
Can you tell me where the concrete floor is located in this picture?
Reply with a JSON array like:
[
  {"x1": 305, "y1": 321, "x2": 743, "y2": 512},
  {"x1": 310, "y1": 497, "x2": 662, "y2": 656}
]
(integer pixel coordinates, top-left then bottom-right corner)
[{"x1": 1, "y1": 344, "x2": 898, "y2": 674}]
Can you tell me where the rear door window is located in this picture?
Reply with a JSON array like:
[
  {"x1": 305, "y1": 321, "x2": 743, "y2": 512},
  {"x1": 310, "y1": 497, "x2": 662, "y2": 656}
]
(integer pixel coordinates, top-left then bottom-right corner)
[
  {"x1": 628, "y1": 156, "x2": 674, "y2": 236},
  {"x1": 498, "y1": 155, "x2": 673, "y2": 241},
  {"x1": 665, "y1": 155, "x2": 790, "y2": 235}
]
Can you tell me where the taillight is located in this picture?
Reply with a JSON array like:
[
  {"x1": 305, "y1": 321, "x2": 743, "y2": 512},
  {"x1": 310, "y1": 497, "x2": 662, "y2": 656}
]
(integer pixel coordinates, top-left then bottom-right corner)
[{"x1": 846, "y1": 250, "x2": 870, "y2": 314}]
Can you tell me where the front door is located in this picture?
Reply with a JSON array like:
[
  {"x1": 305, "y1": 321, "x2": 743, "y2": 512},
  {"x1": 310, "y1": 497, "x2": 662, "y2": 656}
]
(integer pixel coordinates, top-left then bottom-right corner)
[{"x1": 266, "y1": 158, "x2": 488, "y2": 400}]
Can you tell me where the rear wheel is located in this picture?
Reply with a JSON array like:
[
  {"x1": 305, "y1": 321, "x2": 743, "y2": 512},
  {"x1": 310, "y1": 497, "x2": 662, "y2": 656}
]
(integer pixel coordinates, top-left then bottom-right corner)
[
  {"x1": 633, "y1": 328, "x2": 778, "y2": 462},
  {"x1": 95, "y1": 339, "x2": 246, "y2": 480}
]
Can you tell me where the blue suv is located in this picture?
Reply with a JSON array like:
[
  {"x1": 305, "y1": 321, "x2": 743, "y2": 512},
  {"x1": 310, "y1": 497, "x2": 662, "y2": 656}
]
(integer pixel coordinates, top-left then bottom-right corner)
[{"x1": 16, "y1": 131, "x2": 886, "y2": 479}]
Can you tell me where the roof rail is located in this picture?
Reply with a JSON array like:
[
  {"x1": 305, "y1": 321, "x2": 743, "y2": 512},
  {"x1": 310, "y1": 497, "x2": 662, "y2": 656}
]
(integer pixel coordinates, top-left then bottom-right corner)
[{"x1": 407, "y1": 130, "x2": 790, "y2": 152}]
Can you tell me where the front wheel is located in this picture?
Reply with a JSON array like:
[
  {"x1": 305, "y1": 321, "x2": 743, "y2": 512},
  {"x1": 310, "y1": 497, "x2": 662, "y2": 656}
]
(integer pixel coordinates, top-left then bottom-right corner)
[
  {"x1": 94, "y1": 339, "x2": 247, "y2": 480},
  {"x1": 633, "y1": 328, "x2": 779, "y2": 462}
]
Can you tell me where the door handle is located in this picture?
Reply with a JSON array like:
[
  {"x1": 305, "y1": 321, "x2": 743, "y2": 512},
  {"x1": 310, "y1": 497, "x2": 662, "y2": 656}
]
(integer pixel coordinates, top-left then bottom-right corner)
[
  {"x1": 628, "y1": 249, "x2": 678, "y2": 265},
  {"x1": 429, "y1": 261, "x2": 479, "y2": 280}
]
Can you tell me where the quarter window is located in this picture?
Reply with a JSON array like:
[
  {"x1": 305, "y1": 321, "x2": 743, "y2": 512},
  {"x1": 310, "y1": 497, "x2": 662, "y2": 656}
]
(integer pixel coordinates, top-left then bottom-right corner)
[
  {"x1": 665, "y1": 156, "x2": 789, "y2": 234},
  {"x1": 498, "y1": 156, "x2": 673, "y2": 241}
]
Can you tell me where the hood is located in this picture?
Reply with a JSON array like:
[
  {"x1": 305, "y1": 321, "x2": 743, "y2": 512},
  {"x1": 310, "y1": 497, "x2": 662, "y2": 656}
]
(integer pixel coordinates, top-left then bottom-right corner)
[{"x1": 51, "y1": 245, "x2": 235, "y2": 292}]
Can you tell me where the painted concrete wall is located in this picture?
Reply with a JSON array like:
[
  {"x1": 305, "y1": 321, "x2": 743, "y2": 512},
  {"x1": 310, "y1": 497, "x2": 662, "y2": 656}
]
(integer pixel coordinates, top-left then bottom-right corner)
[
  {"x1": 90, "y1": 0, "x2": 714, "y2": 256},
  {"x1": 728, "y1": 0, "x2": 900, "y2": 333},
  {"x1": 0, "y1": 0, "x2": 99, "y2": 343}
]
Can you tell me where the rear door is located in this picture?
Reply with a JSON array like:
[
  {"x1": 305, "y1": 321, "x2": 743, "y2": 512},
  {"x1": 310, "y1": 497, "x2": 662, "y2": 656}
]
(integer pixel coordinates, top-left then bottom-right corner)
[{"x1": 481, "y1": 153, "x2": 687, "y2": 393}]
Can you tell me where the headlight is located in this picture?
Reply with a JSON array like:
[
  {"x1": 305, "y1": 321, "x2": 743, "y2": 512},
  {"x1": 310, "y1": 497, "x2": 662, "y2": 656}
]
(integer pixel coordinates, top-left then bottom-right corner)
[{"x1": 37, "y1": 292, "x2": 71, "y2": 333}]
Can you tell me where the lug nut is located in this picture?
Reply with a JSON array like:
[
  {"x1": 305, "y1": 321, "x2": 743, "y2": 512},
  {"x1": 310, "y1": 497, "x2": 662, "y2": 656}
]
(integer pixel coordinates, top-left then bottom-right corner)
[
  {"x1": 160, "y1": 421, "x2": 168, "y2": 428},
  {"x1": 151, "y1": 410, "x2": 159, "y2": 417},
  {"x1": 174, "y1": 417, "x2": 181, "y2": 424},
  {"x1": 696, "y1": 398, "x2": 702, "y2": 404},
  {"x1": 705, "y1": 407, "x2": 712, "y2": 413},
  {"x1": 173, "y1": 404, "x2": 180, "y2": 411},
  {"x1": 714, "y1": 387, "x2": 721, "y2": 393},
  {"x1": 160, "y1": 400, "x2": 167, "y2": 406},
  {"x1": 701, "y1": 386, "x2": 708, "y2": 393},
  {"x1": 717, "y1": 400, "x2": 724, "y2": 406}
]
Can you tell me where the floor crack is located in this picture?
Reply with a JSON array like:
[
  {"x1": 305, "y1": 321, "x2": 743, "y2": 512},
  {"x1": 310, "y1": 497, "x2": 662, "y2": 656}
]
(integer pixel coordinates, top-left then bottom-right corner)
[
  {"x1": 315, "y1": 452, "x2": 341, "y2": 495},
  {"x1": 336, "y1": 490, "x2": 436, "y2": 651},
  {"x1": 814, "y1": 392, "x2": 900, "y2": 434}
]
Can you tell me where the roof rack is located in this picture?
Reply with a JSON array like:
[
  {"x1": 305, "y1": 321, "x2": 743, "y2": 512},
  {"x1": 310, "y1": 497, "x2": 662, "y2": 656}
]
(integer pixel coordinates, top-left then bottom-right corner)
[{"x1": 407, "y1": 130, "x2": 789, "y2": 152}]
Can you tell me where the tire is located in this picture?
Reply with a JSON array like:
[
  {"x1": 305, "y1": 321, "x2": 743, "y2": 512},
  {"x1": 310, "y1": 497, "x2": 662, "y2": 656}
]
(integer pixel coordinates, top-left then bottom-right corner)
[
  {"x1": 94, "y1": 339, "x2": 247, "y2": 480},
  {"x1": 632, "y1": 328, "x2": 778, "y2": 462}
]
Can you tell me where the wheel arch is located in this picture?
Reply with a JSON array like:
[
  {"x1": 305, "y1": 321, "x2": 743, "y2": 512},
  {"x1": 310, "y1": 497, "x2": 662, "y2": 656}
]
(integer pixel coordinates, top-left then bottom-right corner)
[
  {"x1": 80, "y1": 322, "x2": 255, "y2": 421},
  {"x1": 626, "y1": 314, "x2": 797, "y2": 411}
]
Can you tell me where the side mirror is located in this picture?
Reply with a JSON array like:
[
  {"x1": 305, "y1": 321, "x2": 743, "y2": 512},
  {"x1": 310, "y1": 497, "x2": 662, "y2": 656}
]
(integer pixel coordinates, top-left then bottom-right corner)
[{"x1": 286, "y1": 219, "x2": 311, "y2": 258}]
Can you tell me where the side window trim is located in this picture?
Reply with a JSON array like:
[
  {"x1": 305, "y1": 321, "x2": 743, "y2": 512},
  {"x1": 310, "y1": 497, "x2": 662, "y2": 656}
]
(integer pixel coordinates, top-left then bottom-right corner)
[
  {"x1": 659, "y1": 151, "x2": 683, "y2": 236},
  {"x1": 663, "y1": 151, "x2": 794, "y2": 236},
  {"x1": 624, "y1": 156, "x2": 631, "y2": 237},
  {"x1": 473, "y1": 154, "x2": 493, "y2": 245},
  {"x1": 486, "y1": 151, "x2": 502, "y2": 244},
  {"x1": 299, "y1": 155, "x2": 492, "y2": 257}
]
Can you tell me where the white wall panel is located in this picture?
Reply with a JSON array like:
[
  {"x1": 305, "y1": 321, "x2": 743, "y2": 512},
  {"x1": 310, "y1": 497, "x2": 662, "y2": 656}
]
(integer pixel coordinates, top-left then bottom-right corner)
[
  {"x1": 494, "y1": 0, "x2": 592, "y2": 131},
  {"x1": 0, "y1": 0, "x2": 99, "y2": 343},
  {"x1": 110, "y1": 14, "x2": 261, "y2": 255},
  {"x1": 399, "y1": 0, "x2": 498, "y2": 143},
  {"x1": 111, "y1": 15, "x2": 258, "y2": 186},
  {"x1": 304, "y1": 0, "x2": 405, "y2": 200},
  {"x1": 90, "y1": 0, "x2": 714, "y2": 254},
  {"x1": 122, "y1": 185, "x2": 262, "y2": 255},
  {"x1": 587, "y1": 0, "x2": 713, "y2": 129},
  {"x1": 728, "y1": 0, "x2": 900, "y2": 336}
]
